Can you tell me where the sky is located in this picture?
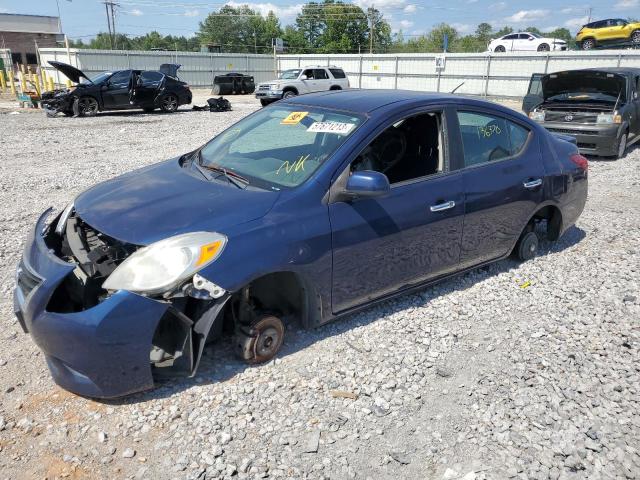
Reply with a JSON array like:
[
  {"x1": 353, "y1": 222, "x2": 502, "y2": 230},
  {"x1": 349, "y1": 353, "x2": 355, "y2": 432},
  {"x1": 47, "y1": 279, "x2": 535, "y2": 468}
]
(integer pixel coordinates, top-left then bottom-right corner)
[{"x1": 0, "y1": 0, "x2": 638, "y2": 41}]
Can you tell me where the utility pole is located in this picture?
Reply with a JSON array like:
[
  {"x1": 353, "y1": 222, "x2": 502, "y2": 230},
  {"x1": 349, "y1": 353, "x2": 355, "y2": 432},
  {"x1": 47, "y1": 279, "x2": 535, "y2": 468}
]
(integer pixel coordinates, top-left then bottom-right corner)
[
  {"x1": 102, "y1": 1, "x2": 118, "y2": 49},
  {"x1": 587, "y1": 6, "x2": 593, "y2": 24},
  {"x1": 104, "y1": 1, "x2": 113, "y2": 48},
  {"x1": 368, "y1": 6, "x2": 375, "y2": 54}
]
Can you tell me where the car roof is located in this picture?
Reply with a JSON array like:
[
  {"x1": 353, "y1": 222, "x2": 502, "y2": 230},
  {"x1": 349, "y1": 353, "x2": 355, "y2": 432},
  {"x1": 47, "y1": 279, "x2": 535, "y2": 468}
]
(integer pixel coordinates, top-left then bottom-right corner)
[{"x1": 280, "y1": 89, "x2": 483, "y2": 114}]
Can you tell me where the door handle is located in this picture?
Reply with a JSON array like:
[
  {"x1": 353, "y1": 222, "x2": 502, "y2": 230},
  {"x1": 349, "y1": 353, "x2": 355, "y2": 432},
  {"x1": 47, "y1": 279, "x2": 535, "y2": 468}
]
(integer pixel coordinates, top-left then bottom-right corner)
[
  {"x1": 523, "y1": 179, "x2": 543, "y2": 189},
  {"x1": 430, "y1": 200, "x2": 456, "y2": 212}
]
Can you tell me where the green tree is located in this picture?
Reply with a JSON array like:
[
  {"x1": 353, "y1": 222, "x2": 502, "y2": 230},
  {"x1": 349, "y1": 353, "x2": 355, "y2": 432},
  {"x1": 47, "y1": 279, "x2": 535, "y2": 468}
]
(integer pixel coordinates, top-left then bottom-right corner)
[{"x1": 475, "y1": 22, "x2": 493, "y2": 44}]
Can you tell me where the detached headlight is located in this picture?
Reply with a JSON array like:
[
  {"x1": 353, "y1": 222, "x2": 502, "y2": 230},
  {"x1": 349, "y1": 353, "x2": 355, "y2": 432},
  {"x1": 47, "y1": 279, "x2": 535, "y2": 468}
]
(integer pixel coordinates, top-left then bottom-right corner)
[
  {"x1": 529, "y1": 110, "x2": 545, "y2": 122},
  {"x1": 596, "y1": 113, "x2": 622, "y2": 124},
  {"x1": 102, "y1": 231, "x2": 227, "y2": 295}
]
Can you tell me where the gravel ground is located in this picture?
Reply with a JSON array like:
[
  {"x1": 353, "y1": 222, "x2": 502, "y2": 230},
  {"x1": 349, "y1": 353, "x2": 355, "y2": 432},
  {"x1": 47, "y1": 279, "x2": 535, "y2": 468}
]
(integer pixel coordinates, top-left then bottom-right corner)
[{"x1": 0, "y1": 91, "x2": 639, "y2": 480}]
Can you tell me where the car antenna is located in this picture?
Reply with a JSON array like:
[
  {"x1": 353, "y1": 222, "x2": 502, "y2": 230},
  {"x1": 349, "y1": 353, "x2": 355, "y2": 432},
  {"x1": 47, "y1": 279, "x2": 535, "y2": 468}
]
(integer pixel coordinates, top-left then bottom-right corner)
[
  {"x1": 451, "y1": 82, "x2": 465, "y2": 94},
  {"x1": 612, "y1": 89, "x2": 623, "y2": 113}
]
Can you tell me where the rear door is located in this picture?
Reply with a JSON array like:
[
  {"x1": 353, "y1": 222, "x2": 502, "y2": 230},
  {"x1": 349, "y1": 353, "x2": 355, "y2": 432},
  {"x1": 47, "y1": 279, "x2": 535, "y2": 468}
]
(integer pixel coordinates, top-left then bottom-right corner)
[
  {"x1": 132, "y1": 71, "x2": 163, "y2": 107},
  {"x1": 313, "y1": 68, "x2": 331, "y2": 91},
  {"x1": 452, "y1": 108, "x2": 545, "y2": 267},
  {"x1": 101, "y1": 70, "x2": 133, "y2": 108}
]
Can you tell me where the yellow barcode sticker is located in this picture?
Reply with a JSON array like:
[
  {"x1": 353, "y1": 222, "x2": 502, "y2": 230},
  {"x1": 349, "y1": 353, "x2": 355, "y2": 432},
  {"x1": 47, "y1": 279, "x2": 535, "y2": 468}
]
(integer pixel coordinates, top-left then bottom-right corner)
[{"x1": 281, "y1": 111, "x2": 309, "y2": 125}]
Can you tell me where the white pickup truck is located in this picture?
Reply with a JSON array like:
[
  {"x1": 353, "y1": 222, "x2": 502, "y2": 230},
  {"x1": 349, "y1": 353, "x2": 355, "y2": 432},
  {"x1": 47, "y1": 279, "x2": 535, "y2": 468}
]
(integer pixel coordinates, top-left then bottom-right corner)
[{"x1": 255, "y1": 66, "x2": 350, "y2": 106}]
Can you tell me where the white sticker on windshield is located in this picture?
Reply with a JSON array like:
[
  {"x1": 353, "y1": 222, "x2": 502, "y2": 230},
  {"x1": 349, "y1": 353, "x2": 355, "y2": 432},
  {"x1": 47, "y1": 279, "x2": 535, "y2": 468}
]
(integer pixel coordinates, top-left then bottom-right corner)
[{"x1": 307, "y1": 122, "x2": 355, "y2": 135}]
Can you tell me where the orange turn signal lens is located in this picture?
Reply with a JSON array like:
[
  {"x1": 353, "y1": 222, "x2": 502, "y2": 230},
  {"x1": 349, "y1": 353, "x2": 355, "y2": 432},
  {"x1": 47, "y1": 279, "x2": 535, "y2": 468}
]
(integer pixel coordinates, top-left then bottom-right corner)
[{"x1": 196, "y1": 240, "x2": 224, "y2": 266}]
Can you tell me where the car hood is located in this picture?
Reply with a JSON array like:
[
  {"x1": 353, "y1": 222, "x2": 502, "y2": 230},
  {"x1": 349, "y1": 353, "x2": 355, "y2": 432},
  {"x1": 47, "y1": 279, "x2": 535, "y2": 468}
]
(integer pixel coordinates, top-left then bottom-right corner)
[
  {"x1": 74, "y1": 158, "x2": 279, "y2": 245},
  {"x1": 48, "y1": 61, "x2": 92, "y2": 84},
  {"x1": 541, "y1": 70, "x2": 626, "y2": 102}
]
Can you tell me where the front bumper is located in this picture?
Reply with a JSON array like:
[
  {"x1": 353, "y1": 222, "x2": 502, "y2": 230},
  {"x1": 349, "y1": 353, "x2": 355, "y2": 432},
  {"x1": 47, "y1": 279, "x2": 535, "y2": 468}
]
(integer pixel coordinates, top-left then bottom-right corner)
[
  {"x1": 539, "y1": 122, "x2": 621, "y2": 156},
  {"x1": 255, "y1": 90, "x2": 283, "y2": 100},
  {"x1": 14, "y1": 210, "x2": 179, "y2": 398}
]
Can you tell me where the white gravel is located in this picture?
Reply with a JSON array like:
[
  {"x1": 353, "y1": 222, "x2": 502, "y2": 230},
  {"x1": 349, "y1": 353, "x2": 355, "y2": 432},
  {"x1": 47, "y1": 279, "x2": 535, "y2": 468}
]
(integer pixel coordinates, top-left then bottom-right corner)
[{"x1": 0, "y1": 92, "x2": 639, "y2": 480}]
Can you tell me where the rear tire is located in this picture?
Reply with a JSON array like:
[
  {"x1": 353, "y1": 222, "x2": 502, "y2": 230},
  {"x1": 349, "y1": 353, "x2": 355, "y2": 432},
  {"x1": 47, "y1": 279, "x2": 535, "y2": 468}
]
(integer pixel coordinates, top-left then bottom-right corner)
[
  {"x1": 513, "y1": 229, "x2": 539, "y2": 262},
  {"x1": 160, "y1": 94, "x2": 178, "y2": 113},
  {"x1": 537, "y1": 43, "x2": 550, "y2": 52},
  {"x1": 582, "y1": 38, "x2": 596, "y2": 50}
]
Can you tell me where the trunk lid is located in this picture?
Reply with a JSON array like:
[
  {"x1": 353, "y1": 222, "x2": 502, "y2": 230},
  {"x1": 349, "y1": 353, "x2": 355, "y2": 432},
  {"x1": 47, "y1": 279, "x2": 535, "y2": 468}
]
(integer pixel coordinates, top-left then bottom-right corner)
[{"x1": 159, "y1": 64, "x2": 181, "y2": 78}]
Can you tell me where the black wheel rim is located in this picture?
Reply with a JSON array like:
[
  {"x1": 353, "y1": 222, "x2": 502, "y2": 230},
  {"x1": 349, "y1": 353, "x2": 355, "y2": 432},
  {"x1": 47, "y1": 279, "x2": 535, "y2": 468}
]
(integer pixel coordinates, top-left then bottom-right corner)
[
  {"x1": 163, "y1": 96, "x2": 177, "y2": 111},
  {"x1": 79, "y1": 97, "x2": 97, "y2": 115}
]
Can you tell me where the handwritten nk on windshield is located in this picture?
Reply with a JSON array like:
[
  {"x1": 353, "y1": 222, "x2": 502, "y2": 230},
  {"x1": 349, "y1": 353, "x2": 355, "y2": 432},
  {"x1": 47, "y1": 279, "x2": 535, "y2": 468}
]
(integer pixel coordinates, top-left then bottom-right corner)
[{"x1": 277, "y1": 154, "x2": 309, "y2": 175}]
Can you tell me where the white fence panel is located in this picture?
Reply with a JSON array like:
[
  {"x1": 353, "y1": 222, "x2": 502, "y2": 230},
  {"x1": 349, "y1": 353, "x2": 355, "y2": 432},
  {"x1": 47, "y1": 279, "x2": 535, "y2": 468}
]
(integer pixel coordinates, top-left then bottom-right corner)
[
  {"x1": 37, "y1": 48, "x2": 276, "y2": 87},
  {"x1": 278, "y1": 51, "x2": 640, "y2": 98}
]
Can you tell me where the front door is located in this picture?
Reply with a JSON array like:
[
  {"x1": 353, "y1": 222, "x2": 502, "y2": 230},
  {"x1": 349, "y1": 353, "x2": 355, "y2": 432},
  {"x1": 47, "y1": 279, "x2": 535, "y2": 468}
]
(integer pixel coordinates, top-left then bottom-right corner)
[
  {"x1": 102, "y1": 70, "x2": 133, "y2": 109},
  {"x1": 300, "y1": 69, "x2": 319, "y2": 93},
  {"x1": 453, "y1": 109, "x2": 546, "y2": 268},
  {"x1": 329, "y1": 108, "x2": 464, "y2": 313}
]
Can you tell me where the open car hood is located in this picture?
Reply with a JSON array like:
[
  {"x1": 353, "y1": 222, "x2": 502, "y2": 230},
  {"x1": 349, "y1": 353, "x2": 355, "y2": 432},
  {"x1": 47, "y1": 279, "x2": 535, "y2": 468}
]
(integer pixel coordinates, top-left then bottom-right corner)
[
  {"x1": 48, "y1": 61, "x2": 92, "y2": 84},
  {"x1": 541, "y1": 70, "x2": 626, "y2": 102},
  {"x1": 159, "y1": 64, "x2": 181, "y2": 78}
]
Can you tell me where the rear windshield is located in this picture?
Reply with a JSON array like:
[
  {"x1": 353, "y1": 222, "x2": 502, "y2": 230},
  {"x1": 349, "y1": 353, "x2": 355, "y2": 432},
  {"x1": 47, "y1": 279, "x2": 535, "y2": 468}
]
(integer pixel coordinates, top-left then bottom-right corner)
[{"x1": 199, "y1": 106, "x2": 364, "y2": 190}]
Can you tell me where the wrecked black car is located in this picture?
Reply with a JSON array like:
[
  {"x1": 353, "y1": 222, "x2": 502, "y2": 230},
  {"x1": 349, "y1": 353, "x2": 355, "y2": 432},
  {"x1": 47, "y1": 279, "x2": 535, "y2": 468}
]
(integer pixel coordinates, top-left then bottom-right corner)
[
  {"x1": 524, "y1": 68, "x2": 640, "y2": 158},
  {"x1": 41, "y1": 62, "x2": 192, "y2": 117}
]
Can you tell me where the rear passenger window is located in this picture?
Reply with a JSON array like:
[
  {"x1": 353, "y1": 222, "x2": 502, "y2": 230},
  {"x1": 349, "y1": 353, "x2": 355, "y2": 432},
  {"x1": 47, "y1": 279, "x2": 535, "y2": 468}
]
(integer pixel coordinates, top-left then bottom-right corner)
[
  {"x1": 329, "y1": 68, "x2": 346, "y2": 78},
  {"x1": 457, "y1": 111, "x2": 530, "y2": 167}
]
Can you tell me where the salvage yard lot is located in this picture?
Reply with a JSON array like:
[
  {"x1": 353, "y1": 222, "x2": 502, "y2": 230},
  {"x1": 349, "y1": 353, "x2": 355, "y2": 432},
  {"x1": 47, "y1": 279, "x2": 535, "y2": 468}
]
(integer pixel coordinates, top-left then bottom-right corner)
[{"x1": 0, "y1": 93, "x2": 639, "y2": 480}]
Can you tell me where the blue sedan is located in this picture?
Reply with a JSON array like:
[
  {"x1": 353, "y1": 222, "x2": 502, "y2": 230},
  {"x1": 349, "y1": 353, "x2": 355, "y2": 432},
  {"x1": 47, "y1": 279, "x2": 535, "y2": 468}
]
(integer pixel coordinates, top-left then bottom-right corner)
[{"x1": 14, "y1": 90, "x2": 588, "y2": 398}]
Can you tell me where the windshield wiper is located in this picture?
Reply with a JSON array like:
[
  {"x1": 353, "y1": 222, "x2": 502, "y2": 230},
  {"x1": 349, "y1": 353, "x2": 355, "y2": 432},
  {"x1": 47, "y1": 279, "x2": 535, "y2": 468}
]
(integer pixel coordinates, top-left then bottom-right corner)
[{"x1": 196, "y1": 153, "x2": 249, "y2": 189}]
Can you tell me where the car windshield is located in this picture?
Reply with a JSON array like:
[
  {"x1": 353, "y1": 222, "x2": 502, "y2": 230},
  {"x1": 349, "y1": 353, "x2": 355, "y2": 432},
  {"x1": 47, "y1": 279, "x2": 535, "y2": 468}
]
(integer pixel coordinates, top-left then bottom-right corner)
[
  {"x1": 198, "y1": 105, "x2": 364, "y2": 190},
  {"x1": 86, "y1": 71, "x2": 112, "y2": 84},
  {"x1": 279, "y1": 69, "x2": 301, "y2": 80}
]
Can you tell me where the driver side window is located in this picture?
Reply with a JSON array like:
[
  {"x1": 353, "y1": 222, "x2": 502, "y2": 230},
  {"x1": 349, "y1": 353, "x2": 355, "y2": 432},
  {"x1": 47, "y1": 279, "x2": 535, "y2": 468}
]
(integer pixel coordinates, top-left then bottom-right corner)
[
  {"x1": 351, "y1": 111, "x2": 444, "y2": 185},
  {"x1": 109, "y1": 70, "x2": 131, "y2": 88}
]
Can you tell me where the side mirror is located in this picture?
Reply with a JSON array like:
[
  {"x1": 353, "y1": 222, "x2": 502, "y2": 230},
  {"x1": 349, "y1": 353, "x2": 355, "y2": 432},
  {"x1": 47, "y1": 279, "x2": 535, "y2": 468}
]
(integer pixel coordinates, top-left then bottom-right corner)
[
  {"x1": 299, "y1": 74, "x2": 308, "y2": 80},
  {"x1": 344, "y1": 170, "x2": 390, "y2": 199}
]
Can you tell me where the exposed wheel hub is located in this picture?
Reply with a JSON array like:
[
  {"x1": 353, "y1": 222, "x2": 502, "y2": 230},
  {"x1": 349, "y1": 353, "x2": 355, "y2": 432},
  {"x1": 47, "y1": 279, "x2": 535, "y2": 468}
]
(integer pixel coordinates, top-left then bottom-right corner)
[{"x1": 234, "y1": 315, "x2": 285, "y2": 364}]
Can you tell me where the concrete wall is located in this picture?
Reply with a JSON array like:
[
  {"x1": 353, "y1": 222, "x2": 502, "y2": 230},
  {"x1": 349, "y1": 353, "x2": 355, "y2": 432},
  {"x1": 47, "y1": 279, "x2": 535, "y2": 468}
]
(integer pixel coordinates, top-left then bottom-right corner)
[{"x1": 278, "y1": 51, "x2": 640, "y2": 98}]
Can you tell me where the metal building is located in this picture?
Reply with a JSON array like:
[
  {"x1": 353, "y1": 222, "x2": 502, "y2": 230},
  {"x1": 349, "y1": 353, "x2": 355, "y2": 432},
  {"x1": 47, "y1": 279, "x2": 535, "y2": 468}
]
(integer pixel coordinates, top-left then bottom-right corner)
[{"x1": 0, "y1": 14, "x2": 63, "y2": 66}]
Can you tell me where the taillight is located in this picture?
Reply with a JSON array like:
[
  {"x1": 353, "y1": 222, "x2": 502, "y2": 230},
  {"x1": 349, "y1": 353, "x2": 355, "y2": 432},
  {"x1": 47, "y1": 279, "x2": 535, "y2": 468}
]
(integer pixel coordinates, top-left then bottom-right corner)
[{"x1": 570, "y1": 153, "x2": 588, "y2": 171}]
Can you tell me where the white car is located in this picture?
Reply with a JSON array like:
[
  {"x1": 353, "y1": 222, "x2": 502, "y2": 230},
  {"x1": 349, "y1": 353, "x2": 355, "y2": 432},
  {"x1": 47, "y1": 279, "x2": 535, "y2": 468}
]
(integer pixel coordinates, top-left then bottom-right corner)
[
  {"x1": 255, "y1": 66, "x2": 350, "y2": 106},
  {"x1": 488, "y1": 32, "x2": 568, "y2": 52}
]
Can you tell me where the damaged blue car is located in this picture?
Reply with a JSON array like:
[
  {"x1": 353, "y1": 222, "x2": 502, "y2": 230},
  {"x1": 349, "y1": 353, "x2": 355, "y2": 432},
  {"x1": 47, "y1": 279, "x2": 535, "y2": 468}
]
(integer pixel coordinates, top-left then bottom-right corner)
[{"x1": 15, "y1": 90, "x2": 588, "y2": 398}]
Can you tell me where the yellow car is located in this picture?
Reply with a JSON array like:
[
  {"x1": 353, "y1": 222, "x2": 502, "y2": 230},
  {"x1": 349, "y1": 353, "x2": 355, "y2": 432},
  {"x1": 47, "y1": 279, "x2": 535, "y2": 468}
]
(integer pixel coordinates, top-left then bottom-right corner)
[{"x1": 577, "y1": 18, "x2": 640, "y2": 50}]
